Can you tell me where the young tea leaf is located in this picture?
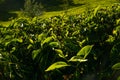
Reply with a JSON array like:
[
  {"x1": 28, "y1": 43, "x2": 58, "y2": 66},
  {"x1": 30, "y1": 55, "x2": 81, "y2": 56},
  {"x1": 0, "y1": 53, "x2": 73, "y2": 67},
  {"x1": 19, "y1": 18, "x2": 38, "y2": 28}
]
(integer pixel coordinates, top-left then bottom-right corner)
[
  {"x1": 17, "y1": 38, "x2": 23, "y2": 43},
  {"x1": 112, "y1": 63, "x2": 120, "y2": 70},
  {"x1": 94, "y1": 5, "x2": 100, "y2": 16},
  {"x1": 32, "y1": 49, "x2": 41, "y2": 60},
  {"x1": 45, "y1": 61, "x2": 70, "y2": 72},
  {"x1": 29, "y1": 38, "x2": 34, "y2": 44},
  {"x1": 27, "y1": 44, "x2": 33, "y2": 49},
  {"x1": 41, "y1": 37, "x2": 53, "y2": 46},
  {"x1": 54, "y1": 49, "x2": 65, "y2": 59},
  {"x1": 38, "y1": 33, "x2": 47, "y2": 42},
  {"x1": 49, "y1": 42, "x2": 59, "y2": 48},
  {"x1": 77, "y1": 45, "x2": 93, "y2": 59},
  {"x1": 69, "y1": 56, "x2": 87, "y2": 62}
]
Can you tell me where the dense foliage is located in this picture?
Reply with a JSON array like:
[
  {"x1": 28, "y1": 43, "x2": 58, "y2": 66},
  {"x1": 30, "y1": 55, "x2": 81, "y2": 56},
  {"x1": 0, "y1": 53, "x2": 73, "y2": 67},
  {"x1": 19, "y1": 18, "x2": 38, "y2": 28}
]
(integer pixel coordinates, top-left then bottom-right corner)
[
  {"x1": 0, "y1": 4, "x2": 120, "y2": 80},
  {"x1": 21, "y1": 0, "x2": 44, "y2": 18}
]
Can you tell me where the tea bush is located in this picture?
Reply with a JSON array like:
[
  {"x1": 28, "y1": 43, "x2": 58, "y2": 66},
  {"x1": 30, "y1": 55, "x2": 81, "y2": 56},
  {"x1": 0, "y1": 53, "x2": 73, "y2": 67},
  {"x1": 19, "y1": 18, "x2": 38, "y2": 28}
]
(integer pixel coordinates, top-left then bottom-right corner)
[{"x1": 0, "y1": 4, "x2": 120, "y2": 80}]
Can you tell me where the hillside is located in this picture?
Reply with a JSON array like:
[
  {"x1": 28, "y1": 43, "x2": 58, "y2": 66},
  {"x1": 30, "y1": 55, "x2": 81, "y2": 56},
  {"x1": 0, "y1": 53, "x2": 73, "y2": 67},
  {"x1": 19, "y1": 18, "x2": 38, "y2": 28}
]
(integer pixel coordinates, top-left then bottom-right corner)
[{"x1": 0, "y1": 0, "x2": 119, "y2": 26}]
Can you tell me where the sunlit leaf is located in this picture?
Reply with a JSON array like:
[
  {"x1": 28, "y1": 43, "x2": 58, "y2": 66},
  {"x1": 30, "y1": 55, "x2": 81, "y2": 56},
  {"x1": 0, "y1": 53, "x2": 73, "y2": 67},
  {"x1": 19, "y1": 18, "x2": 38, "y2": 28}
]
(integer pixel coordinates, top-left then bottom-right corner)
[
  {"x1": 38, "y1": 33, "x2": 47, "y2": 42},
  {"x1": 47, "y1": 28, "x2": 53, "y2": 34},
  {"x1": 45, "y1": 61, "x2": 70, "y2": 72},
  {"x1": 4, "y1": 35, "x2": 12, "y2": 39},
  {"x1": 17, "y1": 38, "x2": 23, "y2": 43},
  {"x1": 116, "y1": 19, "x2": 120, "y2": 25},
  {"x1": 69, "y1": 56, "x2": 87, "y2": 62},
  {"x1": 77, "y1": 45, "x2": 93, "y2": 59},
  {"x1": 94, "y1": 5, "x2": 100, "y2": 16},
  {"x1": 5, "y1": 41, "x2": 11, "y2": 46},
  {"x1": 10, "y1": 47, "x2": 16, "y2": 53},
  {"x1": 32, "y1": 49, "x2": 41, "y2": 60},
  {"x1": 54, "y1": 49, "x2": 65, "y2": 59},
  {"x1": 41, "y1": 37, "x2": 53, "y2": 46},
  {"x1": 112, "y1": 63, "x2": 120, "y2": 70},
  {"x1": 0, "y1": 53, "x2": 2, "y2": 59},
  {"x1": 27, "y1": 44, "x2": 33, "y2": 49},
  {"x1": 78, "y1": 39, "x2": 86, "y2": 47},
  {"x1": 72, "y1": 30, "x2": 79, "y2": 36},
  {"x1": 49, "y1": 42, "x2": 59, "y2": 48},
  {"x1": 65, "y1": 30, "x2": 69, "y2": 37},
  {"x1": 29, "y1": 38, "x2": 34, "y2": 44},
  {"x1": 106, "y1": 35, "x2": 115, "y2": 43}
]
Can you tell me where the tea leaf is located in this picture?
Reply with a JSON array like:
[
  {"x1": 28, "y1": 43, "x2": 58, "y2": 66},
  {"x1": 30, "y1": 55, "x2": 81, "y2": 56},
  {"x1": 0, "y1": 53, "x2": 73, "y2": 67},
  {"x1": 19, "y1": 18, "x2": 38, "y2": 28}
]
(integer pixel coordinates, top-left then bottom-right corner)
[
  {"x1": 54, "y1": 49, "x2": 65, "y2": 59},
  {"x1": 41, "y1": 37, "x2": 53, "y2": 46},
  {"x1": 45, "y1": 61, "x2": 70, "y2": 72},
  {"x1": 77, "y1": 45, "x2": 93, "y2": 59},
  {"x1": 49, "y1": 42, "x2": 59, "y2": 48},
  {"x1": 69, "y1": 56, "x2": 87, "y2": 62},
  {"x1": 112, "y1": 63, "x2": 120, "y2": 70},
  {"x1": 32, "y1": 49, "x2": 41, "y2": 60}
]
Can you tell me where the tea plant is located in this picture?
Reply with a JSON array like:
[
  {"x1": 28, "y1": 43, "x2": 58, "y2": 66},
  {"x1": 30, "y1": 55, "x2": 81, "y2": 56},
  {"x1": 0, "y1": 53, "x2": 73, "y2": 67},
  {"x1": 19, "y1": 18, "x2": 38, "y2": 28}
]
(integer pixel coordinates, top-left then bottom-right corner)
[{"x1": 0, "y1": 4, "x2": 120, "y2": 80}]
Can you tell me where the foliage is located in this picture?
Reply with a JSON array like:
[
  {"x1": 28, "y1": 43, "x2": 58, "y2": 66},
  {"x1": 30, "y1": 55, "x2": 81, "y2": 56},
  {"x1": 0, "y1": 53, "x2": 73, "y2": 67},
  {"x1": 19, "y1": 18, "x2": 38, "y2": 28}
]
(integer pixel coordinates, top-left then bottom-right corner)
[
  {"x1": 45, "y1": 45, "x2": 92, "y2": 80},
  {"x1": 45, "y1": 45, "x2": 92, "y2": 70},
  {"x1": 22, "y1": 0, "x2": 44, "y2": 18},
  {"x1": 0, "y1": 4, "x2": 120, "y2": 80},
  {"x1": 112, "y1": 63, "x2": 120, "y2": 70}
]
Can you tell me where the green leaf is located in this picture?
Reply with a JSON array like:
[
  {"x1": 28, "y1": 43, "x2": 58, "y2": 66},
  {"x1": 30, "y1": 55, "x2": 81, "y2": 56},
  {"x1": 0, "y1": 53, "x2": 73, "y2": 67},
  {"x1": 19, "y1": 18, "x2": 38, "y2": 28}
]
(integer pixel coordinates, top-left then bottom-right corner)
[
  {"x1": 27, "y1": 44, "x2": 33, "y2": 49},
  {"x1": 0, "y1": 54, "x2": 2, "y2": 59},
  {"x1": 4, "y1": 35, "x2": 12, "y2": 40},
  {"x1": 17, "y1": 38, "x2": 23, "y2": 43},
  {"x1": 38, "y1": 33, "x2": 47, "y2": 42},
  {"x1": 41, "y1": 37, "x2": 53, "y2": 46},
  {"x1": 5, "y1": 38, "x2": 23, "y2": 46},
  {"x1": 94, "y1": 5, "x2": 100, "y2": 16},
  {"x1": 78, "y1": 39, "x2": 86, "y2": 47},
  {"x1": 77, "y1": 45, "x2": 93, "y2": 59},
  {"x1": 112, "y1": 63, "x2": 120, "y2": 70},
  {"x1": 65, "y1": 30, "x2": 69, "y2": 37},
  {"x1": 49, "y1": 42, "x2": 59, "y2": 48},
  {"x1": 10, "y1": 47, "x2": 16, "y2": 53},
  {"x1": 117, "y1": 76, "x2": 120, "y2": 80},
  {"x1": 116, "y1": 19, "x2": 120, "y2": 25},
  {"x1": 69, "y1": 56, "x2": 87, "y2": 62},
  {"x1": 106, "y1": 35, "x2": 115, "y2": 43},
  {"x1": 54, "y1": 49, "x2": 65, "y2": 59},
  {"x1": 72, "y1": 30, "x2": 79, "y2": 36},
  {"x1": 45, "y1": 61, "x2": 70, "y2": 72},
  {"x1": 32, "y1": 49, "x2": 41, "y2": 60},
  {"x1": 5, "y1": 41, "x2": 11, "y2": 46},
  {"x1": 29, "y1": 38, "x2": 34, "y2": 44}
]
